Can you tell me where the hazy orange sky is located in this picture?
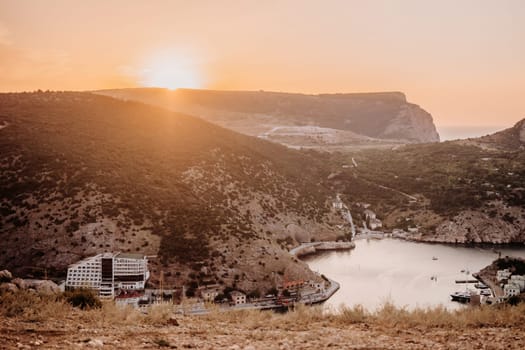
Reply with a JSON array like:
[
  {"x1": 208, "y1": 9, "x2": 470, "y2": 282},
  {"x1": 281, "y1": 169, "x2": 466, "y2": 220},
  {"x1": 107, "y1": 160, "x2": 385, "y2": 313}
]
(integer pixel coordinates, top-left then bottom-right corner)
[{"x1": 1, "y1": 0, "x2": 524, "y2": 129}]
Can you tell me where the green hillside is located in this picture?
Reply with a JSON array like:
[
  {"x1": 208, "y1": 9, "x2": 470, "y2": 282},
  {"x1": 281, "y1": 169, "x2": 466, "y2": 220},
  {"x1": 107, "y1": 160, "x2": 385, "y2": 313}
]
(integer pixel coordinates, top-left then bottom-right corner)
[{"x1": 328, "y1": 127, "x2": 525, "y2": 242}]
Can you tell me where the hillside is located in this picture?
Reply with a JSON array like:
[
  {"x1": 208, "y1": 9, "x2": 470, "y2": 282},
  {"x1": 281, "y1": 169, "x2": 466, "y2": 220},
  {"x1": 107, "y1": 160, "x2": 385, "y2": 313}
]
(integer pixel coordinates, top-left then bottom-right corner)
[
  {"x1": 0, "y1": 91, "x2": 348, "y2": 293},
  {"x1": 96, "y1": 88, "x2": 440, "y2": 148},
  {"x1": 457, "y1": 119, "x2": 525, "y2": 151},
  {"x1": 328, "y1": 119, "x2": 525, "y2": 243}
]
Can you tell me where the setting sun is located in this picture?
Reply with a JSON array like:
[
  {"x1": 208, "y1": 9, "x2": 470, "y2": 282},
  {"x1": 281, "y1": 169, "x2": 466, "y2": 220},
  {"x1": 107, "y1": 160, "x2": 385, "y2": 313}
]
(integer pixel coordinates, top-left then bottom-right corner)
[{"x1": 138, "y1": 51, "x2": 204, "y2": 90}]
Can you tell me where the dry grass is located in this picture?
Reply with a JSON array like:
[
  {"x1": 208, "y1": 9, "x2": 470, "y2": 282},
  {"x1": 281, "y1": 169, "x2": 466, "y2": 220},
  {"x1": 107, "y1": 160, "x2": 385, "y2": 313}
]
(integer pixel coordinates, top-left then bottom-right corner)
[
  {"x1": 2, "y1": 289, "x2": 525, "y2": 331},
  {"x1": 332, "y1": 302, "x2": 525, "y2": 329},
  {"x1": 0, "y1": 290, "x2": 70, "y2": 321},
  {"x1": 202, "y1": 301, "x2": 525, "y2": 331}
]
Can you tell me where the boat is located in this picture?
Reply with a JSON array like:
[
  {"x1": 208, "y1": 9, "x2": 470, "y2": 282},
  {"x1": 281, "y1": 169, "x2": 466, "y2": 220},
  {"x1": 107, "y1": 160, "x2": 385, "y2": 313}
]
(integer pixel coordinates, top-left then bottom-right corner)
[
  {"x1": 479, "y1": 289, "x2": 492, "y2": 296},
  {"x1": 450, "y1": 291, "x2": 471, "y2": 303},
  {"x1": 474, "y1": 282, "x2": 489, "y2": 289},
  {"x1": 432, "y1": 256, "x2": 438, "y2": 261}
]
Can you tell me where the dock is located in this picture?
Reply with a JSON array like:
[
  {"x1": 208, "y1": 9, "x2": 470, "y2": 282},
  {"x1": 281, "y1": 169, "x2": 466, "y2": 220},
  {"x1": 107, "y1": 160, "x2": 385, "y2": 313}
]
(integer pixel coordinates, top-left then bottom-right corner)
[{"x1": 455, "y1": 279, "x2": 478, "y2": 284}]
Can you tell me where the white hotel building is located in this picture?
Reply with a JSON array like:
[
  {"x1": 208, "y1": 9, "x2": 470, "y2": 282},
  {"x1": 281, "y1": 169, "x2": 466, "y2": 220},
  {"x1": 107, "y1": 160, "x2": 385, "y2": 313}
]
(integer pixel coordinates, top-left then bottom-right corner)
[{"x1": 65, "y1": 252, "x2": 150, "y2": 298}]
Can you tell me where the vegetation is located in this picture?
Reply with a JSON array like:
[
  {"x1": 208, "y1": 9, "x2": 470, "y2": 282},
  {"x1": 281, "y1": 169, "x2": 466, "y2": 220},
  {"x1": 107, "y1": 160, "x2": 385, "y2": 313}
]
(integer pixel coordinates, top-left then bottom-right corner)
[
  {"x1": 63, "y1": 288, "x2": 102, "y2": 309},
  {"x1": 1, "y1": 91, "x2": 523, "y2": 290},
  {"x1": 0, "y1": 91, "x2": 335, "y2": 288},
  {"x1": 495, "y1": 257, "x2": 525, "y2": 275},
  {"x1": 3, "y1": 287, "x2": 525, "y2": 329},
  {"x1": 326, "y1": 137, "x2": 525, "y2": 236},
  {"x1": 2, "y1": 287, "x2": 525, "y2": 348}
]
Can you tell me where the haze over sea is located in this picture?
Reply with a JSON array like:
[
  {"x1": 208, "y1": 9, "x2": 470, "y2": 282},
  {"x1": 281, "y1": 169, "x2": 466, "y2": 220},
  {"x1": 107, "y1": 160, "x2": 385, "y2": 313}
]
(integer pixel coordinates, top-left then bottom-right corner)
[{"x1": 438, "y1": 125, "x2": 507, "y2": 141}]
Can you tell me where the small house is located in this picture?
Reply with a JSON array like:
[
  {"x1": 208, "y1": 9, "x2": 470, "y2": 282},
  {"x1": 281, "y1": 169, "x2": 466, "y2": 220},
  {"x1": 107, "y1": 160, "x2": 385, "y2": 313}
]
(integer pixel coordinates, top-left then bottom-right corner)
[
  {"x1": 496, "y1": 269, "x2": 512, "y2": 282},
  {"x1": 509, "y1": 275, "x2": 525, "y2": 292},
  {"x1": 200, "y1": 287, "x2": 220, "y2": 302},
  {"x1": 230, "y1": 291, "x2": 246, "y2": 305},
  {"x1": 504, "y1": 282, "x2": 521, "y2": 297}
]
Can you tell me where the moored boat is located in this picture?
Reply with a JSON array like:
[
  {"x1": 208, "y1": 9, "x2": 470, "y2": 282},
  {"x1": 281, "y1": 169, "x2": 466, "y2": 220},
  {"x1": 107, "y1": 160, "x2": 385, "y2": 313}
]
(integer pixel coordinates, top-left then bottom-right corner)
[
  {"x1": 479, "y1": 289, "x2": 492, "y2": 296},
  {"x1": 474, "y1": 282, "x2": 489, "y2": 289},
  {"x1": 450, "y1": 291, "x2": 471, "y2": 303}
]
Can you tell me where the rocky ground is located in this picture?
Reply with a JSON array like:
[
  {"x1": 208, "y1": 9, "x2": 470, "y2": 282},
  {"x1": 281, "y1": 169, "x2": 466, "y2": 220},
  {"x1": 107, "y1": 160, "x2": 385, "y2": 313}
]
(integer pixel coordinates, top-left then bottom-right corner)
[{"x1": 2, "y1": 311, "x2": 525, "y2": 349}]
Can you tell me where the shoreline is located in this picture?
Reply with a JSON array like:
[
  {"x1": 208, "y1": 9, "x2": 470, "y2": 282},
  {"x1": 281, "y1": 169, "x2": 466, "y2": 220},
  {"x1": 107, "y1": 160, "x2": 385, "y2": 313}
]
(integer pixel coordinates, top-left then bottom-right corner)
[
  {"x1": 353, "y1": 230, "x2": 525, "y2": 248},
  {"x1": 289, "y1": 241, "x2": 355, "y2": 258}
]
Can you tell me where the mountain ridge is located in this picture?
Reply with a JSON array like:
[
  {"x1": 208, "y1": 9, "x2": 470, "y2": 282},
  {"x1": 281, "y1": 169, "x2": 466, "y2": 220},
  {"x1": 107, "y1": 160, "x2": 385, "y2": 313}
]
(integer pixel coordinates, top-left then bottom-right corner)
[{"x1": 96, "y1": 88, "x2": 440, "y2": 146}]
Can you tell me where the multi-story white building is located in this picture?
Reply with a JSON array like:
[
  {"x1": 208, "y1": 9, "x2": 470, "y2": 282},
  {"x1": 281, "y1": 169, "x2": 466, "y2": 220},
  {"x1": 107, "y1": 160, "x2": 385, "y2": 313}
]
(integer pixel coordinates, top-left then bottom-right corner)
[{"x1": 66, "y1": 252, "x2": 150, "y2": 298}]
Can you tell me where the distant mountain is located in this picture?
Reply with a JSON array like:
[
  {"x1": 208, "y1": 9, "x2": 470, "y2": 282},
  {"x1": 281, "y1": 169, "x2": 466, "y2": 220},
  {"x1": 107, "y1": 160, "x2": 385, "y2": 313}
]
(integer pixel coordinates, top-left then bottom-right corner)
[
  {"x1": 96, "y1": 88, "x2": 440, "y2": 147},
  {"x1": 0, "y1": 91, "x2": 349, "y2": 292}
]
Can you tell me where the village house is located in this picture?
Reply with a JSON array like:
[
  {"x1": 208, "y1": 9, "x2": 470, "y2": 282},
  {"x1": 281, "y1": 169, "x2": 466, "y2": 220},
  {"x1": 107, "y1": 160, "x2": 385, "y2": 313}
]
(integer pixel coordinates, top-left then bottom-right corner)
[
  {"x1": 504, "y1": 282, "x2": 521, "y2": 297},
  {"x1": 332, "y1": 194, "x2": 344, "y2": 210},
  {"x1": 199, "y1": 285, "x2": 221, "y2": 302},
  {"x1": 496, "y1": 269, "x2": 512, "y2": 282},
  {"x1": 509, "y1": 275, "x2": 525, "y2": 291},
  {"x1": 230, "y1": 291, "x2": 246, "y2": 305},
  {"x1": 333, "y1": 201, "x2": 343, "y2": 210},
  {"x1": 281, "y1": 280, "x2": 306, "y2": 293},
  {"x1": 363, "y1": 209, "x2": 382, "y2": 230}
]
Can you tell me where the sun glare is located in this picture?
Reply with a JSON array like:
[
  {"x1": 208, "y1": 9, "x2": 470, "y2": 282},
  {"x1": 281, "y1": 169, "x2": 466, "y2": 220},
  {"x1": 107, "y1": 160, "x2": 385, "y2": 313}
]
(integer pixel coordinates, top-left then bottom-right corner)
[{"x1": 139, "y1": 51, "x2": 203, "y2": 90}]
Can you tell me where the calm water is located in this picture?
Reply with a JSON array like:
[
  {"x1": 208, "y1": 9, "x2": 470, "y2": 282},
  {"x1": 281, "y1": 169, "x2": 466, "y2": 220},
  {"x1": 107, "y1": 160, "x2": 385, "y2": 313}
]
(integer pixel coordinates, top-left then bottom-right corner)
[{"x1": 303, "y1": 239, "x2": 525, "y2": 310}]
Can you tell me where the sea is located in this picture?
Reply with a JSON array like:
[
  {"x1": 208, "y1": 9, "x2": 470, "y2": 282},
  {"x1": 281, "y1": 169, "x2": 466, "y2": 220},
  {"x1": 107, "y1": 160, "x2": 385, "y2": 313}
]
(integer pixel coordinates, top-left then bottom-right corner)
[{"x1": 303, "y1": 238, "x2": 525, "y2": 310}]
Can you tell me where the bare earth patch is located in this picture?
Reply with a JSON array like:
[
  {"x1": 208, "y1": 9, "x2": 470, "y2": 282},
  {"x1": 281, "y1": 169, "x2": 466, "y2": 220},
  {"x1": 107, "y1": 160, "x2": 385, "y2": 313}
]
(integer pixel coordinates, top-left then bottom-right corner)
[{"x1": 1, "y1": 306, "x2": 525, "y2": 349}]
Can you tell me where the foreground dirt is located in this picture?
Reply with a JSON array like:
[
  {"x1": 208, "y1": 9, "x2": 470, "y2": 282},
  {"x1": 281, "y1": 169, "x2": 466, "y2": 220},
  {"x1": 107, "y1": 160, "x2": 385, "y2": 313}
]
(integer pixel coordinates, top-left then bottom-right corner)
[{"x1": 2, "y1": 313, "x2": 524, "y2": 349}]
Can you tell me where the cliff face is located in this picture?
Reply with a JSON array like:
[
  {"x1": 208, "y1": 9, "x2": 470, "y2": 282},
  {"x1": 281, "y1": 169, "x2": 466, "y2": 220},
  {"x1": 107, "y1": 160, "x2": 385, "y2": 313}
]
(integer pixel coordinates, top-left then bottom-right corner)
[
  {"x1": 96, "y1": 88, "x2": 440, "y2": 145},
  {"x1": 378, "y1": 103, "x2": 440, "y2": 142}
]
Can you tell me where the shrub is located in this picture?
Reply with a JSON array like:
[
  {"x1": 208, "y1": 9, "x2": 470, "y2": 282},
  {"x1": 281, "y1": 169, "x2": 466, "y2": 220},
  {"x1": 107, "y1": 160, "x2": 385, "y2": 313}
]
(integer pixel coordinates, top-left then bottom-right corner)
[{"x1": 63, "y1": 288, "x2": 101, "y2": 309}]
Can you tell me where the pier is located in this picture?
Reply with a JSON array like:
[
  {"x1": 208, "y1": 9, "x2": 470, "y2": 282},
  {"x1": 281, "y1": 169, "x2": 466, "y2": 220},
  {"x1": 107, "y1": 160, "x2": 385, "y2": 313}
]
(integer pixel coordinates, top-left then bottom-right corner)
[{"x1": 455, "y1": 279, "x2": 478, "y2": 284}]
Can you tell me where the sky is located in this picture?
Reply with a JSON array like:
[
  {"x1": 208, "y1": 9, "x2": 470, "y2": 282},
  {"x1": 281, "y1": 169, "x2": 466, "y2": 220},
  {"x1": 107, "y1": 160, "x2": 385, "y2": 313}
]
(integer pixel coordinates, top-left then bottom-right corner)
[{"x1": 1, "y1": 0, "x2": 524, "y2": 130}]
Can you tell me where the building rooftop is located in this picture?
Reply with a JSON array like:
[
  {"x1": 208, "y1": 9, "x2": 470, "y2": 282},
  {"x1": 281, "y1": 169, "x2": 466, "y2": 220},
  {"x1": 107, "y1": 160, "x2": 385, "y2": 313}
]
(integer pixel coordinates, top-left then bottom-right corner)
[{"x1": 116, "y1": 252, "x2": 146, "y2": 259}]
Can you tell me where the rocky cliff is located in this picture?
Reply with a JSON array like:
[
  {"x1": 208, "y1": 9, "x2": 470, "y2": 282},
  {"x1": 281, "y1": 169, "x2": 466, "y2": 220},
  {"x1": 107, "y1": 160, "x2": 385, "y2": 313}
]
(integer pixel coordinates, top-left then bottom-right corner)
[{"x1": 96, "y1": 88, "x2": 440, "y2": 145}]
